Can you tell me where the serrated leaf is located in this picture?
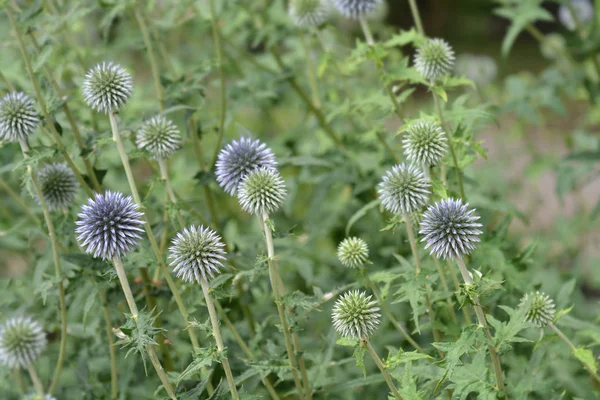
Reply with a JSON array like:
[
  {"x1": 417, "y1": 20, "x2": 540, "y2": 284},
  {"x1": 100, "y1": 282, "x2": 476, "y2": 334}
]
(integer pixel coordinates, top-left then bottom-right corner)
[
  {"x1": 573, "y1": 347, "x2": 598, "y2": 376},
  {"x1": 354, "y1": 342, "x2": 367, "y2": 378}
]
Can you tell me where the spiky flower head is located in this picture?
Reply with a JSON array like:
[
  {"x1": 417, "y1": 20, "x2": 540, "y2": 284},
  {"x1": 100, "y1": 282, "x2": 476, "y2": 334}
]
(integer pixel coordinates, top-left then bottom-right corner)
[
  {"x1": 419, "y1": 198, "x2": 482, "y2": 260},
  {"x1": 36, "y1": 163, "x2": 79, "y2": 211},
  {"x1": 403, "y1": 121, "x2": 448, "y2": 167},
  {"x1": 337, "y1": 237, "x2": 369, "y2": 269},
  {"x1": 215, "y1": 137, "x2": 277, "y2": 196},
  {"x1": 378, "y1": 163, "x2": 431, "y2": 215},
  {"x1": 0, "y1": 92, "x2": 39, "y2": 142},
  {"x1": 519, "y1": 291, "x2": 556, "y2": 327},
  {"x1": 332, "y1": 290, "x2": 380, "y2": 339},
  {"x1": 414, "y1": 38, "x2": 455, "y2": 81},
  {"x1": 540, "y1": 33, "x2": 567, "y2": 60},
  {"x1": 75, "y1": 191, "x2": 144, "y2": 260},
  {"x1": 0, "y1": 316, "x2": 47, "y2": 369},
  {"x1": 169, "y1": 225, "x2": 226, "y2": 283},
  {"x1": 136, "y1": 115, "x2": 182, "y2": 159},
  {"x1": 559, "y1": 0, "x2": 593, "y2": 31},
  {"x1": 454, "y1": 54, "x2": 498, "y2": 87},
  {"x1": 82, "y1": 62, "x2": 133, "y2": 114},
  {"x1": 333, "y1": 0, "x2": 382, "y2": 19},
  {"x1": 289, "y1": 0, "x2": 330, "y2": 27},
  {"x1": 238, "y1": 167, "x2": 287, "y2": 216}
]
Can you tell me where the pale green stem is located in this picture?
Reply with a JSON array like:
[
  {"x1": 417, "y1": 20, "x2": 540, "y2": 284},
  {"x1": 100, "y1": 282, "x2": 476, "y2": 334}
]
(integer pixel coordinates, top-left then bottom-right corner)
[
  {"x1": 158, "y1": 157, "x2": 185, "y2": 228},
  {"x1": 14, "y1": 368, "x2": 26, "y2": 394},
  {"x1": 432, "y1": 258, "x2": 457, "y2": 324},
  {"x1": 402, "y1": 214, "x2": 421, "y2": 275},
  {"x1": 422, "y1": 163, "x2": 430, "y2": 180},
  {"x1": 447, "y1": 259, "x2": 472, "y2": 324},
  {"x1": 26, "y1": 364, "x2": 45, "y2": 398},
  {"x1": 200, "y1": 278, "x2": 240, "y2": 400},
  {"x1": 364, "y1": 339, "x2": 403, "y2": 400},
  {"x1": 300, "y1": 32, "x2": 321, "y2": 108},
  {"x1": 549, "y1": 323, "x2": 600, "y2": 385},
  {"x1": 259, "y1": 214, "x2": 305, "y2": 400},
  {"x1": 134, "y1": 6, "x2": 164, "y2": 111},
  {"x1": 101, "y1": 296, "x2": 118, "y2": 399},
  {"x1": 359, "y1": 16, "x2": 375, "y2": 45},
  {"x1": 408, "y1": 0, "x2": 425, "y2": 35},
  {"x1": 455, "y1": 257, "x2": 506, "y2": 396}
]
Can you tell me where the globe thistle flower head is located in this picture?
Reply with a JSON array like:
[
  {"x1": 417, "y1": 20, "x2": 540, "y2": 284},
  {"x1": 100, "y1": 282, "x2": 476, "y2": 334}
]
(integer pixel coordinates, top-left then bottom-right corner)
[
  {"x1": 0, "y1": 92, "x2": 39, "y2": 142},
  {"x1": 403, "y1": 121, "x2": 448, "y2": 167},
  {"x1": 0, "y1": 316, "x2": 47, "y2": 369},
  {"x1": 337, "y1": 237, "x2": 369, "y2": 269},
  {"x1": 378, "y1": 163, "x2": 431, "y2": 215},
  {"x1": 519, "y1": 291, "x2": 556, "y2": 327},
  {"x1": 36, "y1": 163, "x2": 79, "y2": 211},
  {"x1": 82, "y1": 62, "x2": 133, "y2": 114},
  {"x1": 540, "y1": 33, "x2": 567, "y2": 60},
  {"x1": 75, "y1": 191, "x2": 144, "y2": 260},
  {"x1": 419, "y1": 198, "x2": 483, "y2": 260},
  {"x1": 332, "y1": 290, "x2": 380, "y2": 339},
  {"x1": 289, "y1": 0, "x2": 330, "y2": 27},
  {"x1": 136, "y1": 115, "x2": 182, "y2": 159},
  {"x1": 333, "y1": 0, "x2": 382, "y2": 19},
  {"x1": 414, "y1": 38, "x2": 455, "y2": 81},
  {"x1": 169, "y1": 225, "x2": 226, "y2": 283},
  {"x1": 215, "y1": 137, "x2": 277, "y2": 196},
  {"x1": 559, "y1": 0, "x2": 593, "y2": 31},
  {"x1": 238, "y1": 167, "x2": 287, "y2": 216}
]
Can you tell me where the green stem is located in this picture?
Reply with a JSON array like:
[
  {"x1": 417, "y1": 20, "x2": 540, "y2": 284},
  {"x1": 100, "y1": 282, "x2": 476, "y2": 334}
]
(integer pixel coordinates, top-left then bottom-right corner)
[
  {"x1": 301, "y1": 32, "x2": 321, "y2": 108},
  {"x1": 455, "y1": 257, "x2": 506, "y2": 397},
  {"x1": 14, "y1": 368, "x2": 26, "y2": 394},
  {"x1": 134, "y1": 6, "x2": 164, "y2": 111},
  {"x1": 101, "y1": 301, "x2": 118, "y2": 399},
  {"x1": 364, "y1": 339, "x2": 403, "y2": 400},
  {"x1": 158, "y1": 158, "x2": 185, "y2": 228},
  {"x1": 208, "y1": 0, "x2": 227, "y2": 166},
  {"x1": 407, "y1": 0, "x2": 425, "y2": 35},
  {"x1": 359, "y1": 16, "x2": 375, "y2": 45},
  {"x1": 26, "y1": 363, "x2": 45, "y2": 398},
  {"x1": 259, "y1": 214, "x2": 305, "y2": 400},
  {"x1": 432, "y1": 258, "x2": 457, "y2": 324},
  {"x1": 432, "y1": 90, "x2": 465, "y2": 199},
  {"x1": 447, "y1": 260, "x2": 472, "y2": 324},
  {"x1": 549, "y1": 323, "x2": 600, "y2": 385}
]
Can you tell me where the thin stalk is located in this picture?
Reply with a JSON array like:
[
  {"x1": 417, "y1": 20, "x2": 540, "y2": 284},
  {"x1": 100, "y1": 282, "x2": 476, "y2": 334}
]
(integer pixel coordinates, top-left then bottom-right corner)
[
  {"x1": 447, "y1": 260, "x2": 472, "y2": 324},
  {"x1": 432, "y1": 91, "x2": 465, "y2": 199},
  {"x1": 112, "y1": 256, "x2": 177, "y2": 399},
  {"x1": 158, "y1": 158, "x2": 185, "y2": 228},
  {"x1": 100, "y1": 294, "x2": 119, "y2": 399},
  {"x1": 259, "y1": 214, "x2": 305, "y2": 400},
  {"x1": 134, "y1": 6, "x2": 164, "y2": 111},
  {"x1": 26, "y1": 364, "x2": 45, "y2": 398},
  {"x1": 432, "y1": 258, "x2": 457, "y2": 324},
  {"x1": 0, "y1": 177, "x2": 41, "y2": 225},
  {"x1": 422, "y1": 163, "x2": 430, "y2": 180},
  {"x1": 364, "y1": 339, "x2": 403, "y2": 400},
  {"x1": 455, "y1": 257, "x2": 506, "y2": 396},
  {"x1": 359, "y1": 17, "x2": 375, "y2": 45},
  {"x1": 408, "y1": 0, "x2": 425, "y2": 35},
  {"x1": 549, "y1": 323, "x2": 600, "y2": 385},
  {"x1": 6, "y1": 7, "x2": 94, "y2": 197},
  {"x1": 300, "y1": 32, "x2": 321, "y2": 108},
  {"x1": 14, "y1": 368, "x2": 26, "y2": 394},
  {"x1": 19, "y1": 140, "x2": 68, "y2": 395},
  {"x1": 200, "y1": 278, "x2": 240, "y2": 400},
  {"x1": 146, "y1": 11, "x2": 178, "y2": 77},
  {"x1": 208, "y1": 0, "x2": 228, "y2": 166}
]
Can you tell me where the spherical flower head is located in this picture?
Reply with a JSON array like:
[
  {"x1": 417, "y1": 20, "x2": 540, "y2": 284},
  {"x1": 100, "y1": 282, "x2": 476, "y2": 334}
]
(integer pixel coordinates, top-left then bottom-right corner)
[
  {"x1": 540, "y1": 33, "x2": 566, "y2": 60},
  {"x1": 169, "y1": 225, "x2": 226, "y2": 284},
  {"x1": 0, "y1": 92, "x2": 39, "y2": 142},
  {"x1": 414, "y1": 38, "x2": 455, "y2": 81},
  {"x1": 215, "y1": 137, "x2": 277, "y2": 196},
  {"x1": 82, "y1": 62, "x2": 133, "y2": 114},
  {"x1": 403, "y1": 121, "x2": 448, "y2": 167},
  {"x1": 36, "y1": 163, "x2": 79, "y2": 211},
  {"x1": 289, "y1": 0, "x2": 330, "y2": 27},
  {"x1": 378, "y1": 163, "x2": 431, "y2": 215},
  {"x1": 559, "y1": 0, "x2": 593, "y2": 31},
  {"x1": 454, "y1": 54, "x2": 498, "y2": 87},
  {"x1": 136, "y1": 115, "x2": 182, "y2": 159},
  {"x1": 333, "y1": 0, "x2": 382, "y2": 19},
  {"x1": 0, "y1": 316, "x2": 47, "y2": 369},
  {"x1": 519, "y1": 291, "x2": 556, "y2": 327},
  {"x1": 75, "y1": 191, "x2": 144, "y2": 260},
  {"x1": 238, "y1": 167, "x2": 287, "y2": 216},
  {"x1": 337, "y1": 237, "x2": 369, "y2": 269},
  {"x1": 419, "y1": 198, "x2": 483, "y2": 260},
  {"x1": 332, "y1": 290, "x2": 380, "y2": 339}
]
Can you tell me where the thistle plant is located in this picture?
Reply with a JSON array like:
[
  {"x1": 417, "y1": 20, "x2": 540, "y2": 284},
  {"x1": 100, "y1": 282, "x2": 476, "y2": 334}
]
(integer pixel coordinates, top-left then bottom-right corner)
[
  {"x1": 0, "y1": 92, "x2": 39, "y2": 142},
  {"x1": 289, "y1": 0, "x2": 330, "y2": 27},
  {"x1": 75, "y1": 191, "x2": 176, "y2": 399},
  {"x1": 82, "y1": 62, "x2": 133, "y2": 114},
  {"x1": 168, "y1": 225, "x2": 240, "y2": 400},
  {"x1": 331, "y1": 291, "x2": 401, "y2": 399},
  {"x1": 0, "y1": 316, "x2": 47, "y2": 397},
  {"x1": 402, "y1": 121, "x2": 448, "y2": 176},
  {"x1": 216, "y1": 137, "x2": 277, "y2": 196},
  {"x1": 333, "y1": 0, "x2": 382, "y2": 45},
  {"x1": 414, "y1": 38, "x2": 456, "y2": 82},
  {"x1": 36, "y1": 163, "x2": 79, "y2": 211},
  {"x1": 238, "y1": 167, "x2": 287, "y2": 216},
  {"x1": 337, "y1": 237, "x2": 369, "y2": 269}
]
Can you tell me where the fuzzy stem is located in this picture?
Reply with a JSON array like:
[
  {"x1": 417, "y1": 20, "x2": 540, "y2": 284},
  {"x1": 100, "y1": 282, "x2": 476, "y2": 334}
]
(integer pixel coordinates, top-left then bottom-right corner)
[
  {"x1": 0, "y1": 177, "x2": 41, "y2": 225},
  {"x1": 364, "y1": 339, "x2": 403, "y2": 400},
  {"x1": 208, "y1": 0, "x2": 228, "y2": 166},
  {"x1": 158, "y1": 157, "x2": 185, "y2": 228},
  {"x1": 301, "y1": 32, "x2": 321, "y2": 108},
  {"x1": 19, "y1": 140, "x2": 68, "y2": 395},
  {"x1": 447, "y1": 259, "x2": 472, "y2": 324},
  {"x1": 408, "y1": 0, "x2": 425, "y2": 35},
  {"x1": 259, "y1": 214, "x2": 305, "y2": 400},
  {"x1": 359, "y1": 17, "x2": 375, "y2": 45},
  {"x1": 14, "y1": 367, "x2": 26, "y2": 394},
  {"x1": 200, "y1": 278, "x2": 240, "y2": 399},
  {"x1": 6, "y1": 7, "x2": 94, "y2": 197},
  {"x1": 549, "y1": 323, "x2": 600, "y2": 385},
  {"x1": 134, "y1": 6, "x2": 164, "y2": 111},
  {"x1": 455, "y1": 257, "x2": 506, "y2": 396},
  {"x1": 432, "y1": 90, "x2": 465, "y2": 199},
  {"x1": 26, "y1": 363, "x2": 45, "y2": 398},
  {"x1": 101, "y1": 297, "x2": 119, "y2": 399}
]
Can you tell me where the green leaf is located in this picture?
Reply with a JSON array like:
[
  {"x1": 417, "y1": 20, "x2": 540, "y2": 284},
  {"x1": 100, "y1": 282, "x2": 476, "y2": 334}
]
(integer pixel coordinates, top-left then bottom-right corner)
[
  {"x1": 336, "y1": 337, "x2": 358, "y2": 347},
  {"x1": 385, "y1": 349, "x2": 432, "y2": 370},
  {"x1": 345, "y1": 199, "x2": 380, "y2": 236},
  {"x1": 354, "y1": 342, "x2": 367, "y2": 378},
  {"x1": 178, "y1": 346, "x2": 224, "y2": 385},
  {"x1": 431, "y1": 86, "x2": 448, "y2": 102},
  {"x1": 383, "y1": 28, "x2": 422, "y2": 48},
  {"x1": 494, "y1": 1, "x2": 553, "y2": 56},
  {"x1": 573, "y1": 347, "x2": 598, "y2": 375},
  {"x1": 433, "y1": 326, "x2": 482, "y2": 390}
]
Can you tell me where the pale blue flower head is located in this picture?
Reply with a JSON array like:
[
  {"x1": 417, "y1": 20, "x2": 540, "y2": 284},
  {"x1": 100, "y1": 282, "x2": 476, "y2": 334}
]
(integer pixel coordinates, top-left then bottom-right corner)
[{"x1": 333, "y1": 0, "x2": 382, "y2": 19}]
